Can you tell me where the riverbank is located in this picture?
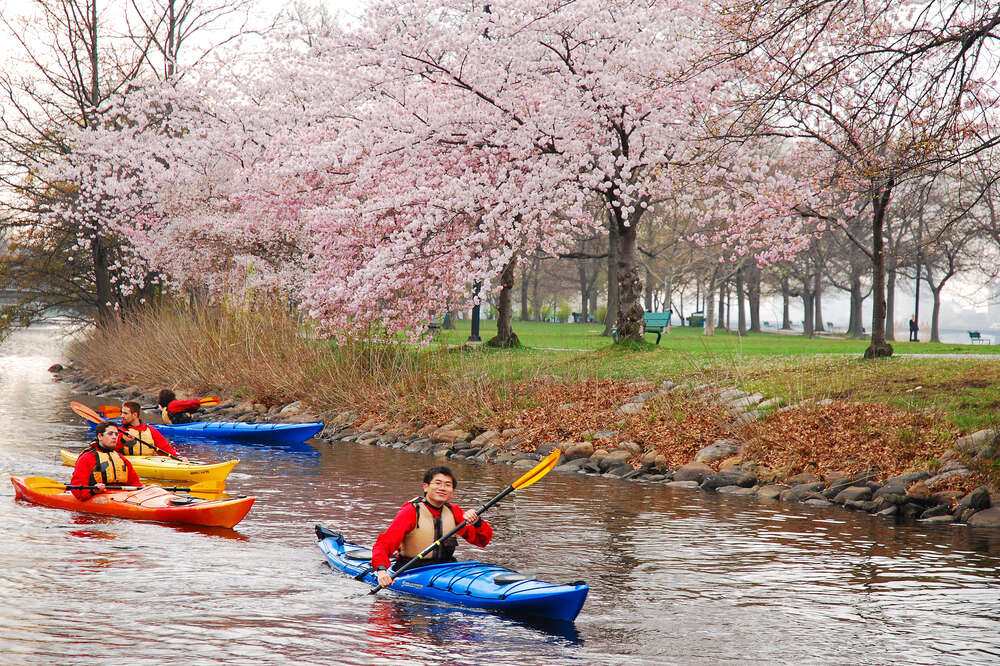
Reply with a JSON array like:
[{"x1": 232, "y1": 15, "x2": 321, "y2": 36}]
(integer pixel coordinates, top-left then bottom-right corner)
[{"x1": 54, "y1": 360, "x2": 1000, "y2": 530}]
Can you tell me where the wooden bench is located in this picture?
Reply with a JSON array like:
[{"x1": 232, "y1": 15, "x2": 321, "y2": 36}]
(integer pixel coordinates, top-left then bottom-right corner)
[
  {"x1": 968, "y1": 331, "x2": 992, "y2": 344},
  {"x1": 612, "y1": 310, "x2": 672, "y2": 344}
]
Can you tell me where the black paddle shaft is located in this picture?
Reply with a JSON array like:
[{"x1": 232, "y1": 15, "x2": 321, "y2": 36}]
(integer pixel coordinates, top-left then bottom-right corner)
[{"x1": 368, "y1": 484, "x2": 515, "y2": 593}]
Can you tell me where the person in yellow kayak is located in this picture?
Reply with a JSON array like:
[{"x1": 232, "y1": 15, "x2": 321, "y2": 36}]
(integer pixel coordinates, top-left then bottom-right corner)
[
  {"x1": 118, "y1": 401, "x2": 187, "y2": 461},
  {"x1": 69, "y1": 421, "x2": 143, "y2": 500},
  {"x1": 371, "y1": 466, "x2": 493, "y2": 588},
  {"x1": 158, "y1": 389, "x2": 203, "y2": 424}
]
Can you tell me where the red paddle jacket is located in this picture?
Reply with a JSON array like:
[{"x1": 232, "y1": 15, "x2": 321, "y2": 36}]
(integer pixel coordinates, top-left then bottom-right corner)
[
  {"x1": 166, "y1": 399, "x2": 201, "y2": 417},
  {"x1": 371, "y1": 500, "x2": 493, "y2": 569},
  {"x1": 115, "y1": 422, "x2": 178, "y2": 457},
  {"x1": 70, "y1": 446, "x2": 142, "y2": 500}
]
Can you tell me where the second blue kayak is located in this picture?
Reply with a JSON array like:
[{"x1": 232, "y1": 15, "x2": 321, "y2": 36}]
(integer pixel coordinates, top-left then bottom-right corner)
[
  {"x1": 91, "y1": 419, "x2": 324, "y2": 444},
  {"x1": 315, "y1": 526, "x2": 589, "y2": 623}
]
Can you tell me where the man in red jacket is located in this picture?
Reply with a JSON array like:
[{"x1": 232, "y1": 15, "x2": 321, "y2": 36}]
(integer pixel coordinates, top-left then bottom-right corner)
[
  {"x1": 371, "y1": 466, "x2": 492, "y2": 588},
  {"x1": 118, "y1": 401, "x2": 185, "y2": 459},
  {"x1": 157, "y1": 389, "x2": 202, "y2": 424},
  {"x1": 70, "y1": 421, "x2": 142, "y2": 500}
]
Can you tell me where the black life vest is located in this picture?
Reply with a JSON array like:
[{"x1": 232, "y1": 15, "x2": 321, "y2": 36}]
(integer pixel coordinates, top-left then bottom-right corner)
[{"x1": 86, "y1": 446, "x2": 130, "y2": 486}]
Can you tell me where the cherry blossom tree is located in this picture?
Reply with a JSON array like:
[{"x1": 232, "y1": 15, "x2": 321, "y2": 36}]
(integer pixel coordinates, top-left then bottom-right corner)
[{"x1": 717, "y1": 0, "x2": 1000, "y2": 357}]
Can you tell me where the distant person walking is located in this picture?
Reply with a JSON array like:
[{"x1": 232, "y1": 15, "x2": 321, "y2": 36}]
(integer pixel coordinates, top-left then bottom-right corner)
[{"x1": 909, "y1": 315, "x2": 919, "y2": 342}]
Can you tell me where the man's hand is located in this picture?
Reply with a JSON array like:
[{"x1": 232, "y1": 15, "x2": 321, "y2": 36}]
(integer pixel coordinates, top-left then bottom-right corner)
[
  {"x1": 376, "y1": 570, "x2": 393, "y2": 588},
  {"x1": 464, "y1": 509, "x2": 479, "y2": 525},
  {"x1": 94, "y1": 482, "x2": 106, "y2": 493}
]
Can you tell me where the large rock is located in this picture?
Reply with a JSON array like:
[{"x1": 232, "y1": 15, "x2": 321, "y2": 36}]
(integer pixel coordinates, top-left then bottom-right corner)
[
  {"x1": 673, "y1": 462, "x2": 715, "y2": 483},
  {"x1": 955, "y1": 487, "x2": 992, "y2": 513},
  {"x1": 756, "y1": 485, "x2": 786, "y2": 500},
  {"x1": 833, "y1": 486, "x2": 873, "y2": 504},
  {"x1": 694, "y1": 439, "x2": 741, "y2": 464},
  {"x1": 786, "y1": 472, "x2": 821, "y2": 485},
  {"x1": 780, "y1": 482, "x2": 826, "y2": 502},
  {"x1": 562, "y1": 442, "x2": 594, "y2": 460},
  {"x1": 954, "y1": 429, "x2": 998, "y2": 457},
  {"x1": 967, "y1": 506, "x2": 1000, "y2": 528}
]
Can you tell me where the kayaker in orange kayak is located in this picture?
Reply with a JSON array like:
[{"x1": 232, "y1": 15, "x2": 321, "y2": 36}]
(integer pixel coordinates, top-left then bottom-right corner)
[
  {"x1": 371, "y1": 466, "x2": 493, "y2": 588},
  {"x1": 118, "y1": 401, "x2": 186, "y2": 460},
  {"x1": 69, "y1": 421, "x2": 143, "y2": 500},
  {"x1": 158, "y1": 389, "x2": 203, "y2": 424}
]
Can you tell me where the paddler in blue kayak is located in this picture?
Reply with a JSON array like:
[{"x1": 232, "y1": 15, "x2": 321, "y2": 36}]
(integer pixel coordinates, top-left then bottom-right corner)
[
  {"x1": 372, "y1": 466, "x2": 493, "y2": 588},
  {"x1": 157, "y1": 389, "x2": 203, "y2": 424}
]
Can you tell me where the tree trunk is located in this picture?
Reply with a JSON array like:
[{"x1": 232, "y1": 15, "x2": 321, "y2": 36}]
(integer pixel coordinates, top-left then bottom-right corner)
[
  {"x1": 531, "y1": 256, "x2": 541, "y2": 321},
  {"x1": 487, "y1": 258, "x2": 520, "y2": 347},
  {"x1": 614, "y1": 222, "x2": 644, "y2": 342},
  {"x1": 91, "y1": 233, "x2": 115, "y2": 326},
  {"x1": 747, "y1": 263, "x2": 761, "y2": 332},
  {"x1": 717, "y1": 280, "x2": 726, "y2": 330},
  {"x1": 736, "y1": 267, "x2": 747, "y2": 335},
  {"x1": 519, "y1": 264, "x2": 530, "y2": 321},
  {"x1": 781, "y1": 275, "x2": 791, "y2": 329},
  {"x1": 644, "y1": 265, "x2": 653, "y2": 311},
  {"x1": 864, "y1": 184, "x2": 894, "y2": 358},
  {"x1": 703, "y1": 270, "x2": 717, "y2": 336},
  {"x1": 603, "y1": 214, "x2": 619, "y2": 337},
  {"x1": 848, "y1": 277, "x2": 864, "y2": 338},
  {"x1": 442, "y1": 311, "x2": 456, "y2": 329},
  {"x1": 813, "y1": 270, "x2": 824, "y2": 332},
  {"x1": 885, "y1": 264, "x2": 897, "y2": 341},
  {"x1": 802, "y1": 291, "x2": 815, "y2": 338},
  {"x1": 578, "y1": 261, "x2": 591, "y2": 324},
  {"x1": 930, "y1": 285, "x2": 943, "y2": 343}
]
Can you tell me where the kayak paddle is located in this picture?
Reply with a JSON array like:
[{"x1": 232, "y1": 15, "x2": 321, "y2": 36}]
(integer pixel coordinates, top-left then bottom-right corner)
[
  {"x1": 30, "y1": 478, "x2": 225, "y2": 495},
  {"x1": 366, "y1": 449, "x2": 562, "y2": 593},
  {"x1": 70, "y1": 401, "x2": 185, "y2": 462},
  {"x1": 98, "y1": 396, "x2": 221, "y2": 418}
]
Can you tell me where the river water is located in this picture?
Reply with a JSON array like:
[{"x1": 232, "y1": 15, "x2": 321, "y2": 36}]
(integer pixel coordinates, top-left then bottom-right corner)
[{"x1": 2, "y1": 325, "x2": 999, "y2": 665}]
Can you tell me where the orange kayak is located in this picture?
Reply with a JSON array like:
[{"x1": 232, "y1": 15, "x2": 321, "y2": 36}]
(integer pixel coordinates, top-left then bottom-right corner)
[{"x1": 11, "y1": 476, "x2": 255, "y2": 529}]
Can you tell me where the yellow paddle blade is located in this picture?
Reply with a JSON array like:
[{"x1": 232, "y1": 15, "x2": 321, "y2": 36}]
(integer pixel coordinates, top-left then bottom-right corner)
[
  {"x1": 24, "y1": 477, "x2": 68, "y2": 495},
  {"x1": 199, "y1": 397, "x2": 221, "y2": 407},
  {"x1": 511, "y1": 449, "x2": 561, "y2": 490},
  {"x1": 70, "y1": 401, "x2": 105, "y2": 425}
]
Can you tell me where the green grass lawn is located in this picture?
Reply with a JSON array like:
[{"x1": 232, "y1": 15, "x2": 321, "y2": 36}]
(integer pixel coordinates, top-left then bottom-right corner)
[
  {"x1": 432, "y1": 318, "x2": 1000, "y2": 356},
  {"x1": 427, "y1": 319, "x2": 1000, "y2": 433}
]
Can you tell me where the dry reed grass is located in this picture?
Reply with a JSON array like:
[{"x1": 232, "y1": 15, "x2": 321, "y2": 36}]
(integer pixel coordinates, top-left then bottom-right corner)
[{"x1": 67, "y1": 301, "x2": 549, "y2": 424}]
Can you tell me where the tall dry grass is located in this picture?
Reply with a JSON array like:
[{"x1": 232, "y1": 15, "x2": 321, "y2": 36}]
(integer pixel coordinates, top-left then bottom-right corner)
[{"x1": 67, "y1": 301, "x2": 551, "y2": 425}]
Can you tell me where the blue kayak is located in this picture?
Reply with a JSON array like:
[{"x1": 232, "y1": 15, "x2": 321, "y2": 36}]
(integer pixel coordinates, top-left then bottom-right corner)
[
  {"x1": 91, "y1": 419, "x2": 324, "y2": 444},
  {"x1": 315, "y1": 526, "x2": 588, "y2": 623}
]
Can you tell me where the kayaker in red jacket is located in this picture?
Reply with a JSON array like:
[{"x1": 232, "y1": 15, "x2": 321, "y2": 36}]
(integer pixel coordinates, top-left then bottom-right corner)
[
  {"x1": 70, "y1": 421, "x2": 142, "y2": 500},
  {"x1": 118, "y1": 401, "x2": 185, "y2": 459},
  {"x1": 158, "y1": 389, "x2": 202, "y2": 424},
  {"x1": 371, "y1": 466, "x2": 492, "y2": 588}
]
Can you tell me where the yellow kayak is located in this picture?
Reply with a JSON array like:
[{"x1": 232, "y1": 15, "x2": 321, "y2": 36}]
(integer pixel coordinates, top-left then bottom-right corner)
[{"x1": 60, "y1": 450, "x2": 239, "y2": 483}]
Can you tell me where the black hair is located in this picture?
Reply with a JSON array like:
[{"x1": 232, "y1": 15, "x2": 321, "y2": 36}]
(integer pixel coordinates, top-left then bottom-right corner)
[
  {"x1": 95, "y1": 421, "x2": 116, "y2": 436},
  {"x1": 423, "y1": 466, "x2": 457, "y2": 488},
  {"x1": 158, "y1": 389, "x2": 176, "y2": 407}
]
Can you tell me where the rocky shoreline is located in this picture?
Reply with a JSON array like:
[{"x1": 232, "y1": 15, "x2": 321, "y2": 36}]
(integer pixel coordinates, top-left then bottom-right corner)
[{"x1": 55, "y1": 365, "x2": 1000, "y2": 529}]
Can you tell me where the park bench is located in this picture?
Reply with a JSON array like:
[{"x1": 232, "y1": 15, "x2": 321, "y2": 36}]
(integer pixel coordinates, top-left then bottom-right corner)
[
  {"x1": 968, "y1": 331, "x2": 992, "y2": 344},
  {"x1": 612, "y1": 310, "x2": 672, "y2": 344},
  {"x1": 686, "y1": 311, "x2": 705, "y2": 328}
]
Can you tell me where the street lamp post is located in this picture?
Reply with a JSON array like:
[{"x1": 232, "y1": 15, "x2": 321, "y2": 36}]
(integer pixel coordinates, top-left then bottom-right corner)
[{"x1": 467, "y1": 281, "x2": 482, "y2": 343}]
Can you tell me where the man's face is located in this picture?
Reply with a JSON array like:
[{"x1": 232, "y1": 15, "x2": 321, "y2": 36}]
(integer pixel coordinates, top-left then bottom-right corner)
[
  {"x1": 120, "y1": 405, "x2": 139, "y2": 426},
  {"x1": 97, "y1": 429, "x2": 118, "y2": 451},
  {"x1": 422, "y1": 473, "x2": 455, "y2": 506}
]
